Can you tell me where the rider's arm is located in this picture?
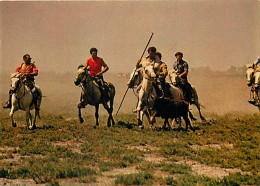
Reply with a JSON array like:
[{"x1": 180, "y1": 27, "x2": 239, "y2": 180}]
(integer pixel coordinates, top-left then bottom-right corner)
[
  {"x1": 15, "y1": 64, "x2": 22, "y2": 73},
  {"x1": 159, "y1": 63, "x2": 168, "y2": 77},
  {"x1": 178, "y1": 70, "x2": 188, "y2": 78},
  {"x1": 32, "y1": 65, "x2": 38, "y2": 76},
  {"x1": 178, "y1": 62, "x2": 188, "y2": 78},
  {"x1": 100, "y1": 59, "x2": 109, "y2": 74}
]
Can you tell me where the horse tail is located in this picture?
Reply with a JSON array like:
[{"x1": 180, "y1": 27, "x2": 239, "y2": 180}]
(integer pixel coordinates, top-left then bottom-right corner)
[
  {"x1": 36, "y1": 86, "x2": 42, "y2": 119},
  {"x1": 36, "y1": 109, "x2": 41, "y2": 119},
  {"x1": 198, "y1": 101, "x2": 206, "y2": 109}
]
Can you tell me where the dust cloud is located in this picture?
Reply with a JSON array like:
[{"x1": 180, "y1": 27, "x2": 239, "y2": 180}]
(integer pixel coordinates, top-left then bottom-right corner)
[{"x1": 0, "y1": 70, "x2": 258, "y2": 117}]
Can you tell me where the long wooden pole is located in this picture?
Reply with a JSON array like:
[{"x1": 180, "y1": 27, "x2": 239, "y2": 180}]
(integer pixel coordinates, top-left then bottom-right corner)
[{"x1": 115, "y1": 33, "x2": 154, "y2": 116}]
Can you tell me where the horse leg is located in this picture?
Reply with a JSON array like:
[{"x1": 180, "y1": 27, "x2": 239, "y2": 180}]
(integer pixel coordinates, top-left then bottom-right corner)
[
  {"x1": 193, "y1": 101, "x2": 205, "y2": 121},
  {"x1": 78, "y1": 102, "x2": 85, "y2": 123},
  {"x1": 25, "y1": 108, "x2": 32, "y2": 130},
  {"x1": 164, "y1": 118, "x2": 171, "y2": 130},
  {"x1": 29, "y1": 112, "x2": 35, "y2": 129},
  {"x1": 10, "y1": 106, "x2": 18, "y2": 127},
  {"x1": 102, "y1": 102, "x2": 113, "y2": 127},
  {"x1": 95, "y1": 104, "x2": 99, "y2": 127},
  {"x1": 183, "y1": 112, "x2": 194, "y2": 132},
  {"x1": 109, "y1": 98, "x2": 115, "y2": 126},
  {"x1": 188, "y1": 110, "x2": 197, "y2": 121},
  {"x1": 144, "y1": 110, "x2": 153, "y2": 128},
  {"x1": 197, "y1": 106, "x2": 206, "y2": 121},
  {"x1": 32, "y1": 109, "x2": 38, "y2": 130}
]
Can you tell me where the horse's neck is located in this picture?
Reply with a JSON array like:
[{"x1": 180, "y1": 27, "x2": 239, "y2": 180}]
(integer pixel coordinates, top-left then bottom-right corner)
[
  {"x1": 254, "y1": 72, "x2": 260, "y2": 85},
  {"x1": 16, "y1": 82, "x2": 30, "y2": 98},
  {"x1": 82, "y1": 79, "x2": 100, "y2": 97},
  {"x1": 141, "y1": 78, "x2": 153, "y2": 93}
]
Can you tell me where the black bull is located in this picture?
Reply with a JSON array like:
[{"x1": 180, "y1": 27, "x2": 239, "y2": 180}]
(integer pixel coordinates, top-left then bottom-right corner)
[{"x1": 151, "y1": 98, "x2": 195, "y2": 131}]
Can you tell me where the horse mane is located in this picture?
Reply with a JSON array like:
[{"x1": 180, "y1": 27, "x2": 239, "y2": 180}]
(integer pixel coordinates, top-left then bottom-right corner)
[
  {"x1": 10, "y1": 72, "x2": 20, "y2": 79},
  {"x1": 246, "y1": 64, "x2": 253, "y2": 69},
  {"x1": 78, "y1": 64, "x2": 85, "y2": 70},
  {"x1": 255, "y1": 67, "x2": 260, "y2": 72}
]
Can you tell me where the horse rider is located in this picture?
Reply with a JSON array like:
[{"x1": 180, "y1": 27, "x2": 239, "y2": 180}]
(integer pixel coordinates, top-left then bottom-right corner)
[
  {"x1": 155, "y1": 51, "x2": 172, "y2": 98},
  {"x1": 3, "y1": 54, "x2": 40, "y2": 110},
  {"x1": 84, "y1": 47, "x2": 109, "y2": 101},
  {"x1": 136, "y1": 46, "x2": 167, "y2": 98},
  {"x1": 248, "y1": 56, "x2": 260, "y2": 105},
  {"x1": 173, "y1": 51, "x2": 194, "y2": 103}
]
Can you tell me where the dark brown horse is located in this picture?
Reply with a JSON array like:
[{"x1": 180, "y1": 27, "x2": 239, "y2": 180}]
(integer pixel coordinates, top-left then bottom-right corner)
[{"x1": 74, "y1": 65, "x2": 115, "y2": 127}]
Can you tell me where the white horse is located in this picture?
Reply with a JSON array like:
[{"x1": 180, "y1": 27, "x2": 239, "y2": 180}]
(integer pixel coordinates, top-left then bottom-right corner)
[
  {"x1": 246, "y1": 64, "x2": 260, "y2": 111},
  {"x1": 74, "y1": 65, "x2": 116, "y2": 127},
  {"x1": 246, "y1": 64, "x2": 255, "y2": 86},
  {"x1": 9, "y1": 73, "x2": 42, "y2": 129},
  {"x1": 168, "y1": 69, "x2": 205, "y2": 121},
  {"x1": 135, "y1": 65, "x2": 157, "y2": 128}
]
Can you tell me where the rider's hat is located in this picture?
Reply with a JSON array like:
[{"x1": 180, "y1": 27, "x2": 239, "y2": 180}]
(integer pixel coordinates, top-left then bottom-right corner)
[{"x1": 175, "y1": 52, "x2": 183, "y2": 57}]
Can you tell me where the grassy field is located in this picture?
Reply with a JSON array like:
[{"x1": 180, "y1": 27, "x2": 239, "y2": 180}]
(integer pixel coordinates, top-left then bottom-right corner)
[
  {"x1": 0, "y1": 71, "x2": 259, "y2": 185},
  {"x1": 0, "y1": 110, "x2": 259, "y2": 185}
]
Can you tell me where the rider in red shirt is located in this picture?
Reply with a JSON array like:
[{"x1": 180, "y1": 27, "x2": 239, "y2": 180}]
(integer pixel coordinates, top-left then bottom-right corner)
[
  {"x1": 3, "y1": 54, "x2": 39, "y2": 109},
  {"x1": 84, "y1": 48, "x2": 109, "y2": 100}
]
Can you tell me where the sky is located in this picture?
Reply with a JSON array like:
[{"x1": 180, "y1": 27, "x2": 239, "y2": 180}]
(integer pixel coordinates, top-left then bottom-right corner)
[{"x1": 0, "y1": 0, "x2": 259, "y2": 73}]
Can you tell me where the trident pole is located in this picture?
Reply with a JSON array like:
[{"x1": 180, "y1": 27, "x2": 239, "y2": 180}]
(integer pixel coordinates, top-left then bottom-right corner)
[{"x1": 115, "y1": 32, "x2": 154, "y2": 116}]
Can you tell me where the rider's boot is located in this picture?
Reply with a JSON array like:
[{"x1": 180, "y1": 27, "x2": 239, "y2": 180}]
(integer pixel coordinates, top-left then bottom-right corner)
[
  {"x1": 101, "y1": 86, "x2": 109, "y2": 102},
  {"x1": 157, "y1": 84, "x2": 164, "y2": 99},
  {"x1": 3, "y1": 91, "x2": 12, "y2": 109}
]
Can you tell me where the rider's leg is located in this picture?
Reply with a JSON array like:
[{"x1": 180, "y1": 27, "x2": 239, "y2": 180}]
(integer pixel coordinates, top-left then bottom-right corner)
[
  {"x1": 27, "y1": 80, "x2": 40, "y2": 111},
  {"x1": 156, "y1": 78, "x2": 164, "y2": 98},
  {"x1": 99, "y1": 77, "x2": 109, "y2": 101},
  {"x1": 187, "y1": 82, "x2": 195, "y2": 103}
]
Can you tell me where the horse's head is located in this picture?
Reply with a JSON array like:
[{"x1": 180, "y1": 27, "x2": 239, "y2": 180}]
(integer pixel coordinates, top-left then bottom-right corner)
[
  {"x1": 143, "y1": 64, "x2": 156, "y2": 81},
  {"x1": 127, "y1": 68, "x2": 143, "y2": 88},
  {"x1": 74, "y1": 65, "x2": 89, "y2": 86},
  {"x1": 10, "y1": 73, "x2": 22, "y2": 93},
  {"x1": 246, "y1": 64, "x2": 255, "y2": 86},
  {"x1": 168, "y1": 69, "x2": 178, "y2": 85}
]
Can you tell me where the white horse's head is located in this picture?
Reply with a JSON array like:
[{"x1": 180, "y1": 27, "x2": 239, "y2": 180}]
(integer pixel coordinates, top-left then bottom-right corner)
[
  {"x1": 127, "y1": 68, "x2": 143, "y2": 88},
  {"x1": 168, "y1": 69, "x2": 178, "y2": 85},
  {"x1": 143, "y1": 64, "x2": 156, "y2": 81},
  {"x1": 74, "y1": 65, "x2": 89, "y2": 86},
  {"x1": 10, "y1": 73, "x2": 22, "y2": 93},
  {"x1": 246, "y1": 64, "x2": 255, "y2": 86}
]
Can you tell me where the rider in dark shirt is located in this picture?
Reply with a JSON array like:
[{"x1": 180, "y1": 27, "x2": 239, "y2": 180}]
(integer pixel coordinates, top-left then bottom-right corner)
[{"x1": 173, "y1": 52, "x2": 194, "y2": 103}]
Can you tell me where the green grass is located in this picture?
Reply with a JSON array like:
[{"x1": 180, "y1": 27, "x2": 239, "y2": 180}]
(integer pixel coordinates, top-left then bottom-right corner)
[{"x1": 0, "y1": 111, "x2": 259, "y2": 184}]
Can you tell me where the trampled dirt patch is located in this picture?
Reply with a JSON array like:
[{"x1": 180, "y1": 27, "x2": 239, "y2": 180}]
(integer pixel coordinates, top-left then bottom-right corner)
[
  {"x1": 128, "y1": 144, "x2": 160, "y2": 152},
  {"x1": 176, "y1": 160, "x2": 248, "y2": 178},
  {"x1": 52, "y1": 141, "x2": 83, "y2": 154},
  {"x1": 0, "y1": 178, "x2": 45, "y2": 186},
  {"x1": 191, "y1": 143, "x2": 234, "y2": 150}
]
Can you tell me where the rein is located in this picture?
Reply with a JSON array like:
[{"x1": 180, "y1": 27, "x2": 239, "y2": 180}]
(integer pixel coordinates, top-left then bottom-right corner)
[{"x1": 13, "y1": 79, "x2": 26, "y2": 109}]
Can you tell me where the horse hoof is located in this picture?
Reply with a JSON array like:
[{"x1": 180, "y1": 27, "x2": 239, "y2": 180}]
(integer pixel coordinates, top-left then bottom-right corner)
[
  {"x1": 79, "y1": 118, "x2": 84, "y2": 123},
  {"x1": 139, "y1": 125, "x2": 144, "y2": 130},
  {"x1": 12, "y1": 123, "x2": 17, "y2": 127},
  {"x1": 107, "y1": 123, "x2": 111, "y2": 127},
  {"x1": 201, "y1": 117, "x2": 206, "y2": 121}
]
